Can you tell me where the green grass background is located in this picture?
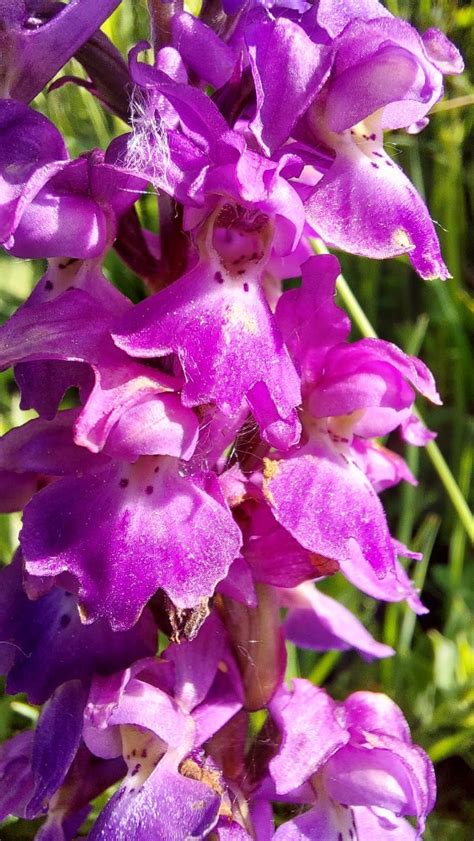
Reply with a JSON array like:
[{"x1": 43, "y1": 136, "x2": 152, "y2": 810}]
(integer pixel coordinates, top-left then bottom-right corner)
[{"x1": 0, "y1": 0, "x2": 472, "y2": 837}]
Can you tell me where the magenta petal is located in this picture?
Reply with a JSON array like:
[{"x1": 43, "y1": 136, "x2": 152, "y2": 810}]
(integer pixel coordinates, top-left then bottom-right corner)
[
  {"x1": 247, "y1": 18, "x2": 331, "y2": 154},
  {"x1": 172, "y1": 13, "x2": 236, "y2": 88},
  {"x1": 0, "y1": 730, "x2": 35, "y2": 820},
  {"x1": 242, "y1": 499, "x2": 333, "y2": 588},
  {"x1": 164, "y1": 613, "x2": 228, "y2": 712},
  {"x1": 269, "y1": 680, "x2": 349, "y2": 794},
  {"x1": 325, "y1": 738, "x2": 435, "y2": 829},
  {"x1": 2, "y1": 0, "x2": 121, "y2": 103},
  {"x1": 422, "y1": 28, "x2": 464, "y2": 75},
  {"x1": 305, "y1": 131, "x2": 450, "y2": 280},
  {"x1": 343, "y1": 691, "x2": 412, "y2": 742},
  {"x1": 351, "y1": 439, "x2": 417, "y2": 493},
  {"x1": 0, "y1": 409, "x2": 107, "y2": 477},
  {"x1": 21, "y1": 458, "x2": 242, "y2": 629},
  {"x1": 339, "y1": 548, "x2": 427, "y2": 614},
  {"x1": 26, "y1": 680, "x2": 87, "y2": 818},
  {"x1": 282, "y1": 583, "x2": 394, "y2": 661},
  {"x1": 353, "y1": 807, "x2": 418, "y2": 840},
  {"x1": 264, "y1": 440, "x2": 397, "y2": 580},
  {"x1": 315, "y1": 0, "x2": 391, "y2": 39},
  {"x1": 101, "y1": 394, "x2": 198, "y2": 462},
  {"x1": 327, "y1": 45, "x2": 429, "y2": 134},
  {"x1": 0, "y1": 100, "x2": 67, "y2": 242},
  {"x1": 275, "y1": 254, "x2": 350, "y2": 378},
  {"x1": 15, "y1": 360, "x2": 93, "y2": 420},
  {"x1": 274, "y1": 799, "x2": 350, "y2": 841},
  {"x1": 89, "y1": 761, "x2": 220, "y2": 841}
]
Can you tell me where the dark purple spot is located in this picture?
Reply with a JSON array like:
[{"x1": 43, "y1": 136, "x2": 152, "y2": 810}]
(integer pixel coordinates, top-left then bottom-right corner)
[
  {"x1": 350, "y1": 129, "x2": 355, "y2": 135},
  {"x1": 373, "y1": 151, "x2": 383, "y2": 158},
  {"x1": 59, "y1": 614, "x2": 71, "y2": 629},
  {"x1": 141, "y1": 749, "x2": 148, "y2": 758},
  {"x1": 363, "y1": 134, "x2": 369, "y2": 140},
  {"x1": 338, "y1": 834, "x2": 343, "y2": 841},
  {"x1": 214, "y1": 271, "x2": 224, "y2": 284},
  {"x1": 349, "y1": 831, "x2": 354, "y2": 840},
  {"x1": 44, "y1": 280, "x2": 54, "y2": 291},
  {"x1": 386, "y1": 160, "x2": 394, "y2": 167},
  {"x1": 370, "y1": 133, "x2": 376, "y2": 140},
  {"x1": 237, "y1": 269, "x2": 246, "y2": 275},
  {"x1": 130, "y1": 763, "x2": 141, "y2": 777},
  {"x1": 370, "y1": 161, "x2": 379, "y2": 168},
  {"x1": 154, "y1": 465, "x2": 160, "y2": 474},
  {"x1": 132, "y1": 749, "x2": 136, "y2": 757},
  {"x1": 243, "y1": 282, "x2": 249, "y2": 292},
  {"x1": 145, "y1": 485, "x2": 154, "y2": 495},
  {"x1": 119, "y1": 478, "x2": 129, "y2": 488}
]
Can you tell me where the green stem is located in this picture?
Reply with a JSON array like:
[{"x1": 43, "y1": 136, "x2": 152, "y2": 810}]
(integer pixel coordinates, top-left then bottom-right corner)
[{"x1": 312, "y1": 239, "x2": 474, "y2": 542}]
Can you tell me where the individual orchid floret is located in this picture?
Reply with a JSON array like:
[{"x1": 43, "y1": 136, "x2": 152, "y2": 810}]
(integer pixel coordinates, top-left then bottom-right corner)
[
  {"x1": 276, "y1": 255, "x2": 441, "y2": 437},
  {"x1": 246, "y1": 8, "x2": 463, "y2": 278},
  {"x1": 113, "y1": 56, "x2": 306, "y2": 449},
  {"x1": 0, "y1": 282, "x2": 183, "y2": 448},
  {"x1": 256, "y1": 254, "x2": 438, "y2": 598},
  {"x1": 0, "y1": 100, "x2": 146, "y2": 259},
  {"x1": 83, "y1": 614, "x2": 243, "y2": 839},
  {"x1": 269, "y1": 681, "x2": 436, "y2": 839},
  {"x1": 0, "y1": 0, "x2": 121, "y2": 103},
  {"x1": 239, "y1": 483, "x2": 426, "y2": 613},
  {"x1": 0, "y1": 382, "x2": 240, "y2": 632}
]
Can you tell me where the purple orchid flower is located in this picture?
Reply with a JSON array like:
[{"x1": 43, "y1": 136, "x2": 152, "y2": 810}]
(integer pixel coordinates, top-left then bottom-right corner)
[
  {"x1": 246, "y1": 8, "x2": 463, "y2": 278},
  {"x1": 83, "y1": 614, "x2": 244, "y2": 839},
  {"x1": 112, "y1": 51, "x2": 306, "y2": 449},
  {"x1": 0, "y1": 100, "x2": 146, "y2": 258},
  {"x1": 268, "y1": 680, "x2": 436, "y2": 839},
  {"x1": 239, "y1": 486, "x2": 426, "y2": 613},
  {"x1": 258, "y1": 254, "x2": 438, "y2": 596}
]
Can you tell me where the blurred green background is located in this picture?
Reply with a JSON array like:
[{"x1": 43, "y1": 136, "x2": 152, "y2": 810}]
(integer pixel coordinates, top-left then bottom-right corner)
[{"x1": 0, "y1": 1, "x2": 472, "y2": 838}]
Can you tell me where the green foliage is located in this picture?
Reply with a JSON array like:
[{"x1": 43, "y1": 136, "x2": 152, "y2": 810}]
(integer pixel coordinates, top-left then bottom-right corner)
[{"x1": 0, "y1": 1, "x2": 472, "y2": 837}]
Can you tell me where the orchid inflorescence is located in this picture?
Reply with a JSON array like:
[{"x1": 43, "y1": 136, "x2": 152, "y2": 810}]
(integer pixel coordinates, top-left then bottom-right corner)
[{"x1": 0, "y1": 1, "x2": 464, "y2": 838}]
